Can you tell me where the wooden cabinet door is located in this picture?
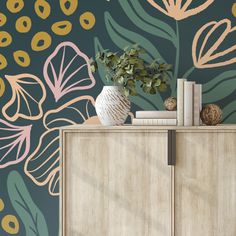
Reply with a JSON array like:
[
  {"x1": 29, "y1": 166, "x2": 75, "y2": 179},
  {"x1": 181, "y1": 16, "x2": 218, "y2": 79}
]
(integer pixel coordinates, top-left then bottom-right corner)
[
  {"x1": 174, "y1": 131, "x2": 236, "y2": 236},
  {"x1": 61, "y1": 130, "x2": 172, "y2": 236}
]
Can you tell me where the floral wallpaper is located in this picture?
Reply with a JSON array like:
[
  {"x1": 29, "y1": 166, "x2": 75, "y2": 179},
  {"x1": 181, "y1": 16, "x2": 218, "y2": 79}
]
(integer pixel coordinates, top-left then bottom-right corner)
[{"x1": 0, "y1": 0, "x2": 236, "y2": 235}]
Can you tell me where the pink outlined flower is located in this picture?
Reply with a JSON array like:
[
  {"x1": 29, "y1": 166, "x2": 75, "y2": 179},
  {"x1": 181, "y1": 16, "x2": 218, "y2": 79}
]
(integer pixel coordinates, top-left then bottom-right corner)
[
  {"x1": 43, "y1": 41, "x2": 96, "y2": 102},
  {"x1": 2, "y1": 74, "x2": 46, "y2": 122},
  {"x1": 24, "y1": 96, "x2": 99, "y2": 196},
  {"x1": 147, "y1": 0, "x2": 214, "y2": 21},
  {"x1": 193, "y1": 19, "x2": 236, "y2": 69},
  {"x1": 0, "y1": 119, "x2": 31, "y2": 169}
]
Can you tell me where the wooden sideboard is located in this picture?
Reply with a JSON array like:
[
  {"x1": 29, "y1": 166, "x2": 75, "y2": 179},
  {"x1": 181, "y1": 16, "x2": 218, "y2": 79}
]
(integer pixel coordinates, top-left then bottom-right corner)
[{"x1": 60, "y1": 125, "x2": 236, "y2": 236}]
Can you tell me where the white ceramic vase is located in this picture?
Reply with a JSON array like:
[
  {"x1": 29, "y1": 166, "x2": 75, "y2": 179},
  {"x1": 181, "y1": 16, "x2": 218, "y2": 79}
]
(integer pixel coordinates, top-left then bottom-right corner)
[{"x1": 95, "y1": 86, "x2": 131, "y2": 126}]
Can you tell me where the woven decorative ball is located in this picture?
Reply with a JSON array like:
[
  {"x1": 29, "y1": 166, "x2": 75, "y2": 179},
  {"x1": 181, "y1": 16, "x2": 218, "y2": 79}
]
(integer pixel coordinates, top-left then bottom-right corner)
[
  {"x1": 200, "y1": 104, "x2": 222, "y2": 126},
  {"x1": 164, "y1": 97, "x2": 177, "y2": 111}
]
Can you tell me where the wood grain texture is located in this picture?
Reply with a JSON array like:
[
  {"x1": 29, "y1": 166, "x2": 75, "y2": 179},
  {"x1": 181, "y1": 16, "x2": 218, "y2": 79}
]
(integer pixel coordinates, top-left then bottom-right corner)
[
  {"x1": 175, "y1": 132, "x2": 236, "y2": 236},
  {"x1": 60, "y1": 124, "x2": 236, "y2": 132},
  {"x1": 61, "y1": 130, "x2": 172, "y2": 236},
  {"x1": 60, "y1": 126, "x2": 236, "y2": 236}
]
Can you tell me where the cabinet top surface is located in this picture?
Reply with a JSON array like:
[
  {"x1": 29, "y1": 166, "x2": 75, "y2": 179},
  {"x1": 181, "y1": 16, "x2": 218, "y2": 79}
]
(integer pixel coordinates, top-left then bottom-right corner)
[{"x1": 60, "y1": 124, "x2": 236, "y2": 132}]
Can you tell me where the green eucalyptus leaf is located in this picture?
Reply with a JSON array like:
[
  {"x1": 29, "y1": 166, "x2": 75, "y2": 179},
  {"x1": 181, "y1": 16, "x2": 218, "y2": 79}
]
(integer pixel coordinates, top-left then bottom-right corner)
[
  {"x1": 149, "y1": 87, "x2": 157, "y2": 95},
  {"x1": 124, "y1": 88, "x2": 130, "y2": 96},
  {"x1": 106, "y1": 52, "x2": 114, "y2": 57},
  {"x1": 129, "y1": 89, "x2": 137, "y2": 96},
  {"x1": 203, "y1": 70, "x2": 236, "y2": 103},
  {"x1": 94, "y1": 37, "x2": 110, "y2": 85},
  {"x1": 155, "y1": 75, "x2": 162, "y2": 80},
  {"x1": 90, "y1": 65, "x2": 96, "y2": 73},
  {"x1": 129, "y1": 48, "x2": 137, "y2": 56},
  {"x1": 118, "y1": 0, "x2": 177, "y2": 46},
  {"x1": 161, "y1": 64, "x2": 173, "y2": 71},
  {"x1": 7, "y1": 171, "x2": 49, "y2": 236},
  {"x1": 105, "y1": 11, "x2": 165, "y2": 63},
  {"x1": 94, "y1": 31, "x2": 171, "y2": 108},
  {"x1": 223, "y1": 101, "x2": 236, "y2": 123},
  {"x1": 154, "y1": 79, "x2": 162, "y2": 87},
  {"x1": 126, "y1": 68, "x2": 134, "y2": 75},
  {"x1": 158, "y1": 83, "x2": 168, "y2": 92},
  {"x1": 117, "y1": 76, "x2": 125, "y2": 84},
  {"x1": 139, "y1": 48, "x2": 146, "y2": 54}
]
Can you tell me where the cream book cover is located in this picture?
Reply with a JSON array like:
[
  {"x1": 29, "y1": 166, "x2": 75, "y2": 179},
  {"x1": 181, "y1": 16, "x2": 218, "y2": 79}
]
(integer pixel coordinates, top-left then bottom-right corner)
[
  {"x1": 184, "y1": 81, "x2": 195, "y2": 126},
  {"x1": 136, "y1": 111, "x2": 177, "y2": 119},
  {"x1": 177, "y1": 78, "x2": 186, "y2": 126},
  {"x1": 194, "y1": 84, "x2": 202, "y2": 126},
  {"x1": 132, "y1": 118, "x2": 177, "y2": 126}
]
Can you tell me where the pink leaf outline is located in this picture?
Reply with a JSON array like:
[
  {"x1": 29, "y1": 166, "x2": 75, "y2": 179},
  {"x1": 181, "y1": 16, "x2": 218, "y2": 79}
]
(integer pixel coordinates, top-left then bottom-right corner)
[
  {"x1": 48, "y1": 167, "x2": 60, "y2": 196},
  {"x1": 2, "y1": 74, "x2": 46, "y2": 122},
  {"x1": 0, "y1": 119, "x2": 31, "y2": 169},
  {"x1": 24, "y1": 128, "x2": 60, "y2": 187},
  {"x1": 43, "y1": 95, "x2": 99, "y2": 129},
  {"x1": 43, "y1": 41, "x2": 96, "y2": 102},
  {"x1": 24, "y1": 95, "x2": 100, "y2": 196},
  {"x1": 192, "y1": 18, "x2": 236, "y2": 68}
]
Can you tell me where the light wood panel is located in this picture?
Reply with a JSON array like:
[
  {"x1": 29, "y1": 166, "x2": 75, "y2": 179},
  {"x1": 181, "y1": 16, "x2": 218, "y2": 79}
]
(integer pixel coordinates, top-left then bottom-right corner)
[
  {"x1": 175, "y1": 132, "x2": 236, "y2": 236},
  {"x1": 61, "y1": 130, "x2": 172, "y2": 236},
  {"x1": 61, "y1": 124, "x2": 236, "y2": 131}
]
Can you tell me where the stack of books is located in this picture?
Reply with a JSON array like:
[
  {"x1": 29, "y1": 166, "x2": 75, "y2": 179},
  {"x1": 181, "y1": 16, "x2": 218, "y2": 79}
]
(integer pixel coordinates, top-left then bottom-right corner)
[
  {"x1": 132, "y1": 78, "x2": 202, "y2": 126},
  {"x1": 177, "y1": 79, "x2": 202, "y2": 126},
  {"x1": 132, "y1": 110, "x2": 177, "y2": 126}
]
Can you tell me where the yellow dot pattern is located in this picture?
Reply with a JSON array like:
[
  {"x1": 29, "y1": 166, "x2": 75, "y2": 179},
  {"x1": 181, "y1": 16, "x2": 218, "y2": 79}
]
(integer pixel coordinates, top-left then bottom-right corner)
[
  {"x1": 13, "y1": 50, "x2": 31, "y2": 67},
  {"x1": 0, "y1": 54, "x2": 8, "y2": 70},
  {"x1": 0, "y1": 13, "x2": 7, "y2": 27},
  {"x1": 0, "y1": 77, "x2": 5, "y2": 96},
  {"x1": 6, "y1": 0, "x2": 24, "y2": 13},
  {"x1": 60, "y1": 0, "x2": 78, "y2": 16},
  {"x1": 0, "y1": 199, "x2": 4, "y2": 211},
  {"x1": 34, "y1": 0, "x2": 51, "y2": 20},
  {"x1": 51, "y1": 21, "x2": 72, "y2": 36},
  {"x1": 1, "y1": 0, "x2": 96, "y2": 69},
  {"x1": 31, "y1": 31, "x2": 52, "y2": 51},
  {"x1": 1, "y1": 215, "x2": 20, "y2": 234},
  {"x1": 80, "y1": 12, "x2": 96, "y2": 30},
  {"x1": 232, "y1": 3, "x2": 236, "y2": 17},
  {"x1": 0, "y1": 31, "x2": 12, "y2": 47},
  {"x1": 15, "y1": 16, "x2": 32, "y2": 33}
]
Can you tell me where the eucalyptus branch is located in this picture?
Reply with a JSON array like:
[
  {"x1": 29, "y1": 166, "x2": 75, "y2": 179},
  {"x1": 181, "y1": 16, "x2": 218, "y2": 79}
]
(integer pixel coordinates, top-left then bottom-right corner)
[{"x1": 91, "y1": 45, "x2": 173, "y2": 96}]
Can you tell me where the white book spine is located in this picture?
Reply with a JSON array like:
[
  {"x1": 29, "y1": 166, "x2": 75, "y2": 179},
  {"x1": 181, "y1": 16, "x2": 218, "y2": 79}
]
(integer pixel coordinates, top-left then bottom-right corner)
[
  {"x1": 194, "y1": 84, "x2": 202, "y2": 126},
  {"x1": 132, "y1": 118, "x2": 177, "y2": 126},
  {"x1": 136, "y1": 111, "x2": 177, "y2": 119},
  {"x1": 184, "y1": 81, "x2": 195, "y2": 126},
  {"x1": 177, "y1": 79, "x2": 186, "y2": 126}
]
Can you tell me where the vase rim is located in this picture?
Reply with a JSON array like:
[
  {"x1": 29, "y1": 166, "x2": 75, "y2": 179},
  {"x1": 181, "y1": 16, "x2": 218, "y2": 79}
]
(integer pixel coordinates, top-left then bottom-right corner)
[
  {"x1": 102, "y1": 85, "x2": 123, "y2": 90},
  {"x1": 103, "y1": 85, "x2": 122, "y2": 87}
]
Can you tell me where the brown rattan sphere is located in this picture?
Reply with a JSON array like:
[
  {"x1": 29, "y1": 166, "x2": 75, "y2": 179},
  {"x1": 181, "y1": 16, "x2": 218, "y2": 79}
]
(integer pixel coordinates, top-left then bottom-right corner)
[
  {"x1": 164, "y1": 97, "x2": 177, "y2": 111},
  {"x1": 200, "y1": 104, "x2": 222, "y2": 126}
]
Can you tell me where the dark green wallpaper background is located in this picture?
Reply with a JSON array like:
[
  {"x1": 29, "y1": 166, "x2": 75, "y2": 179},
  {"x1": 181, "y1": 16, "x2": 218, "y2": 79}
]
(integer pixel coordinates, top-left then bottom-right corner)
[{"x1": 0, "y1": 0, "x2": 236, "y2": 235}]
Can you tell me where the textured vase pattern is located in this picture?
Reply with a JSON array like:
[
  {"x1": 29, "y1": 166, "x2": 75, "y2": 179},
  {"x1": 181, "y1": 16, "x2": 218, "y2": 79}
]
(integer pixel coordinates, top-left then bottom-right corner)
[{"x1": 95, "y1": 86, "x2": 131, "y2": 126}]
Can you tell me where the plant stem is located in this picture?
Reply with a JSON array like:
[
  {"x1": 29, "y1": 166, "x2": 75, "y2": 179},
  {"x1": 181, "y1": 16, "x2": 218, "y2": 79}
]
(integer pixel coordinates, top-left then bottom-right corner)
[
  {"x1": 183, "y1": 66, "x2": 195, "y2": 79},
  {"x1": 172, "y1": 20, "x2": 180, "y2": 96}
]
